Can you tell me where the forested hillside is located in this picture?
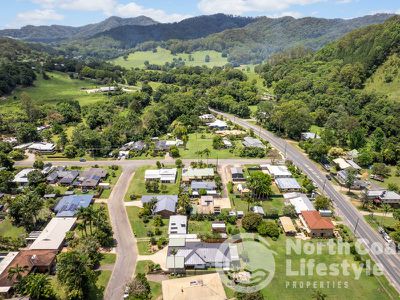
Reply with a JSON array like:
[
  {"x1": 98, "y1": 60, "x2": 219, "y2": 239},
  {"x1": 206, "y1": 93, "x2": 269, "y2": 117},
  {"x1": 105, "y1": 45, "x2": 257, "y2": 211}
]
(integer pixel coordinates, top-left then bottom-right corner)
[
  {"x1": 152, "y1": 13, "x2": 393, "y2": 64},
  {"x1": 0, "y1": 16, "x2": 157, "y2": 42},
  {"x1": 253, "y1": 15, "x2": 400, "y2": 167}
]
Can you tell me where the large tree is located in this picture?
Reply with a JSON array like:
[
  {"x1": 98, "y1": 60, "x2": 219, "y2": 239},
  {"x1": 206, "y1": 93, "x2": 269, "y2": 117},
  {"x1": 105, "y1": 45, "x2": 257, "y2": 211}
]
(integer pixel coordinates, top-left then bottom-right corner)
[{"x1": 247, "y1": 171, "x2": 272, "y2": 199}]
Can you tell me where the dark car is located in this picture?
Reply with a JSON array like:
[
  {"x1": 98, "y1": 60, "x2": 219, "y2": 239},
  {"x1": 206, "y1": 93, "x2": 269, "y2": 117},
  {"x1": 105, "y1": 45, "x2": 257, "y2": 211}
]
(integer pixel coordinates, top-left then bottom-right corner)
[{"x1": 326, "y1": 174, "x2": 332, "y2": 180}]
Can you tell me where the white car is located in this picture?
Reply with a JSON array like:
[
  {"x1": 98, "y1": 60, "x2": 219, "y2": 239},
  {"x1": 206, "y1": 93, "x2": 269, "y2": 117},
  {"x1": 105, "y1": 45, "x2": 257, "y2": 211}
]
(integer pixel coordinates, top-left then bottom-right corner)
[{"x1": 123, "y1": 287, "x2": 129, "y2": 299}]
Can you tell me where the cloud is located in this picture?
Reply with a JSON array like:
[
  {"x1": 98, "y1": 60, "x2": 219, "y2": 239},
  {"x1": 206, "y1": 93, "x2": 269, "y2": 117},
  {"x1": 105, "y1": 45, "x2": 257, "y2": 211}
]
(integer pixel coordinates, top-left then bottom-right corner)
[
  {"x1": 112, "y1": 2, "x2": 192, "y2": 22},
  {"x1": 28, "y1": 0, "x2": 190, "y2": 22},
  {"x1": 267, "y1": 11, "x2": 303, "y2": 18},
  {"x1": 12, "y1": 9, "x2": 64, "y2": 27},
  {"x1": 198, "y1": 0, "x2": 322, "y2": 15}
]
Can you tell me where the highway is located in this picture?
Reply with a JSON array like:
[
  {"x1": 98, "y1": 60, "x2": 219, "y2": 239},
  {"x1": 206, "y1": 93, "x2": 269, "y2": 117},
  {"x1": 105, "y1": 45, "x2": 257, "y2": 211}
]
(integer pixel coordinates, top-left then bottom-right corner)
[{"x1": 210, "y1": 108, "x2": 400, "y2": 294}]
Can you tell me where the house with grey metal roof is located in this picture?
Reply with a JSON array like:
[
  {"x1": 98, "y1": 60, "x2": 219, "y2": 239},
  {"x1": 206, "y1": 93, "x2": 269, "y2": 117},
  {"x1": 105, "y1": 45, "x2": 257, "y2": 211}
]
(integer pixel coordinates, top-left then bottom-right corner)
[
  {"x1": 301, "y1": 132, "x2": 321, "y2": 140},
  {"x1": 251, "y1": 206, "x2": 265, "y2": 216},
  {"x1": 242, "y1": 137, "x2": 266, "y2": 149},
  {"x1": 167, "y1": 240, "x2": 238, "y2": 271},
  {"x1": 284, "y1": 193, "x2": 315, "y2": 214},
  {"x1": 366, "y1": 190, "x2": 400, "y2": 206},
  {"x1": 182, "y1": 168, "x2": 214, "y2": 182},
  {"x1": 275, "y1": 178, "x2": 302, "y2": 192},
  {"x1": 190, "y1": 181, "x2": 218, "y2": 197},
  {"x1": 230, "y1": 167, "x2": 244, "y2": 182},
  {"x1": 141, "y1": 195, "x2": 178, "y2": 217}
]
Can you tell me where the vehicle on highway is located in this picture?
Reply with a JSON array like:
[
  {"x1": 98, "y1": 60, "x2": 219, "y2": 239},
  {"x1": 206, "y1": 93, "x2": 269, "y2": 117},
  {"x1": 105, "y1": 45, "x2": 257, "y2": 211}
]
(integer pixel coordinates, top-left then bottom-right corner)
[
  {"x1": 326, "y1": 174, "x2": 332, "y2": 180},
  {"x1": 79, "y1": 158, "x2": 86, "y2": 162}
]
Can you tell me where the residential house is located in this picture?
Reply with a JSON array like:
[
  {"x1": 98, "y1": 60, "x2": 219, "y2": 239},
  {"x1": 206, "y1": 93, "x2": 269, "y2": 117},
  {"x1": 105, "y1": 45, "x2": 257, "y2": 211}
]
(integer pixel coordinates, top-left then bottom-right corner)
[
  {"x1": 0, "y1": 250, "x2": 57, "y2": 297},
  {"x1": 301, "y1": 132, "x2": 321, "y2": 140},
  {"x1": 222, "y1": 138, "x2": 232, "y2": 148},
  {"x1": 262, "y1": 164, "x2": 292, "y2": 178},
  {"x1": 366, "y1": 190, "x2": 400, "y2": 206},
  {"x1": 182, "y1": 168, "x2": 214, "y2": 182},
  {"x1": 145, "y1": 168, "x2": 177, "y2": 183},
  {"x1": 337, "y1": 170, "x2": 367, "y2": 190},
  {"x1": 141, "y1": 195, "x2": 178, "y2": 217},
  {"x1": 284, "y1": 193, "x2": 315, "y2": 214},
  {"x1": 279, "y1": 217, "x2": 297, "y2": 236},
  {"x1": 251, "y1": 206, "x2": 265, "y2": 216},
  {"x1": 275, "y1": 178, "x2": 302, "y2": 192},
  {"x1": 121, "y1": 141, "x2": 147, "y2": 152},
  {"x1": 79, "y1": 168, "x2": 107, "y2": 189},
  {"x1": 199, "y1": 114, "x2": 215, "y2": 123},
  {"x1": 53, "y1": 195, "x2": 93, "y2": 217},
  {"x1": 191, "y1": 181, "x2": 217, "y2": 197},
  {"x1": 300, "y1": 211, "x2": 335, "y2": 238},
  {"x1": 237, "y1": 183, "x2": 250, "y2": 196},
  {"x1": 196, "y1": 195, "x2": 221, "y2": 214},
  {"x1": 154, "y1": 140, "x2": 169, "y2": 152},
  {"x1": 28, "y1": 142, "x2": 56, "y2": 154},
  {"x1": 212, "y1": 221, "x2": 226, "y2": 233},
  {"x1": 29, "y1": 217, "x2": 77, "y2": 250},
  {"x1": 208, "y1": 119, "x2": 228, "y2": 130},
  {"x1": 242, "y1": 136, "x2": 266, "y2": 149},
  {"x1": 167, "y1": 240, "x2": 238, "y2": 271},
  {"x1": 230, "y1": 167, "x2": 245, "y2": 182},
  {"x1": 333, "y1": 158, "x2": 361, "y2": 171},
  {"x1": 161, "y1": 273, "x2": 227, "y2": 300},
  {"x1": 168, "y1": 215, "x2": 187, "y2": 235},
  {"x1": 12, "y1": 168, "x2": 35, "y2": 186}
]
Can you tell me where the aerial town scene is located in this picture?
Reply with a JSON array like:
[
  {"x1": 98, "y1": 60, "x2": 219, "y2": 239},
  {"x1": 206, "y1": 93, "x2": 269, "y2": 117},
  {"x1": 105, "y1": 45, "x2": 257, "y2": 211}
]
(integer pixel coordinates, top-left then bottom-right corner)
[{"x1": 0, "y1": 1, "x2": 399, "y2": 299}]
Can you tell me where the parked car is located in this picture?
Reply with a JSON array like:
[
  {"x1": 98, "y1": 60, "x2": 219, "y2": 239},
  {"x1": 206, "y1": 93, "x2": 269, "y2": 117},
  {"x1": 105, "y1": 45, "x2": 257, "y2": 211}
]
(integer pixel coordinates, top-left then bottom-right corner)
[
  {"x1": 326, "y1": 174, "x2": 332, "y2": 180},
  {"x1": 79, "y1": 158, "x2": 86, "y2": 162},
  {"x1": 123, "y1": 287, "x2": 129, "y2": 299}
]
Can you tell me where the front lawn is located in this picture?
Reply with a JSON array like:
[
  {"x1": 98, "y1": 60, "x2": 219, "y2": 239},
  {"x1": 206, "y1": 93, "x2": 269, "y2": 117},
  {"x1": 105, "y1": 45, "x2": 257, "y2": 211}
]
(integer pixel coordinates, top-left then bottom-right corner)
[
  {"x1": 230, "y1": 197, "x2": 285, "y2": 214},
  {"x1": 126, "y1": 206, "x2": 168, "y2": 238},
  {"x1": 364, "y1": 214, "x2": 398, "y2": 231},
  {"x1": 124, "y1": 165, "x2": 181, "y2": 201}
]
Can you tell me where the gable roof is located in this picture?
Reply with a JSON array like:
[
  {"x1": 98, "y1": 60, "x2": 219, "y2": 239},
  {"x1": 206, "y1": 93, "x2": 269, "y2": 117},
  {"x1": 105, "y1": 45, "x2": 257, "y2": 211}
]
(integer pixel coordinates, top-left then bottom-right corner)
[
  {"x1": 54, "y1": 194, "x2": 93, "y2": 217},
  {"x1": 191, "y1": 181, "x2": 217, "y2": 190},
  {"x1": 141, "y1": 195, "x2": 178, "y2": 213},
  {"x1": 29, "y1": 217, "x2": 76, "y2": 250},
  {"x1": 243, "y1": 136, "x2": 266, "y2": 149},
  {"x1": 275, "y1": 178, "x2": 301, "y2": 190},
  {"x1": 301, "y1": 211, "x2": 334, "y2": 230}
]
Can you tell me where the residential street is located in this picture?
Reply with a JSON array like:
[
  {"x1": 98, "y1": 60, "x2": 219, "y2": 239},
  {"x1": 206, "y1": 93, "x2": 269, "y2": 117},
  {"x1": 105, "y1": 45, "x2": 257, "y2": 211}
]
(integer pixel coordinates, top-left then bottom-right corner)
[
  {"x1": 210, "y1": 108, "x2": 400, "y2": 294},
  {"x1": 103, "y1": 166, "x2": 137, "y2": 300}
]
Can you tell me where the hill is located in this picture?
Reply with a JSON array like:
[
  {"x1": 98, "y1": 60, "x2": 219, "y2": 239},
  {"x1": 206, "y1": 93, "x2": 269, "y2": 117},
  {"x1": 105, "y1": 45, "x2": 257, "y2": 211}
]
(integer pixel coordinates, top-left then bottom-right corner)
[
  {"x1": 253, "y1": 15, "x2": 400, "y2": 146},
  {"x1": 0, "y1": 16, "x2": 157, "y2": 42},
  {"x1": 92, "y1": 14, "x2": 255, "y2": 47},
  {"x1": 157, "y1": 13, "x2": 394, "y2": 64}
]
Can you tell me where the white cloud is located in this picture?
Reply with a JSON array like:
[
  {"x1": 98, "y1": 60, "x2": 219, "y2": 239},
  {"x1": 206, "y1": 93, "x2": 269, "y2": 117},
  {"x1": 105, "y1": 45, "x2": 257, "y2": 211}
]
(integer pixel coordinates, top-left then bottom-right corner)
[
  {"x1": 198, "y1": 0, "x2": 323, "y2": 15},
  {"x1": 267, "y1": 11, "x2": 303, "y2": 18},
  {"x1": 12, "y1": 9, "x2": 64, "y2": 27},
  {"x1": 112, "y1": 2, "x2": 191, "y2": 22},
  {"x1": 28, "y1": 0, "x2": 190, "y2": 22}
]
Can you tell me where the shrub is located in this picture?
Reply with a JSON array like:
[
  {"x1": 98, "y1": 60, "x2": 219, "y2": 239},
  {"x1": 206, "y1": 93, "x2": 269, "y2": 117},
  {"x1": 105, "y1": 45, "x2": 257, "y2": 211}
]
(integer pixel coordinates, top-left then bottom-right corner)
[{"x1": 242, "y1": 213, "x2": 262, "y2": 232}]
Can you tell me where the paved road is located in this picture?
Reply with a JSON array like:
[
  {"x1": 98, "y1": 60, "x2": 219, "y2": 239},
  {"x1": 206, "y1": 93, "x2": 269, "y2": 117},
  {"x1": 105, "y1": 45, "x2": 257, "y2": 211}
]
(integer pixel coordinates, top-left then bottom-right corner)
[
  {"x1": 104, "y1": 166, "x2": 137, "y2": 300},
  {"x1": 210, "y1": 108, "x2": 400, "y2": 294}
]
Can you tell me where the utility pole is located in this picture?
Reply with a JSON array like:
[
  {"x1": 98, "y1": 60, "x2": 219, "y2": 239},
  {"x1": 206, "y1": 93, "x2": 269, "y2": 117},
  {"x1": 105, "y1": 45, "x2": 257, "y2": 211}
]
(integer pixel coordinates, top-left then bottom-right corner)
[{"x1": 354, "y1": 217, "x2": 360, "y2": 235}]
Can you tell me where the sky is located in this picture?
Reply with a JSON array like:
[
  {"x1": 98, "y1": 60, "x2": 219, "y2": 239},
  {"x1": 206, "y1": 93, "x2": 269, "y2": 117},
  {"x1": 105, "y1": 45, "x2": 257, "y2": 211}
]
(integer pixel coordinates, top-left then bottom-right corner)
[{"x1": 2, "y1": 0, "x2": 399, "y2": 29}]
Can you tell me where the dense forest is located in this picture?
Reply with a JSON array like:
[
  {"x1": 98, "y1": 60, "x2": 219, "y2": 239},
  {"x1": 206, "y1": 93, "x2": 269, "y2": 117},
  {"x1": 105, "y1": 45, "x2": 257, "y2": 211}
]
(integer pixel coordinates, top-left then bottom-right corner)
[{"x1": 254, "y1": 15, "x2": 400, "y2": 167}]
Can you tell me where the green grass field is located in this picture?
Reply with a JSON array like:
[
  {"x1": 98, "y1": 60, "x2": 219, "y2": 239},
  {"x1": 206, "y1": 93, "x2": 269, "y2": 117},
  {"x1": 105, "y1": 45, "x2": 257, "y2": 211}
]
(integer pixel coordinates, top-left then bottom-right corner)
[
  {"x1": 364, "y1": 215, "x2": 398, "y2": 231},
  {"x1": 1, "y1": 71, "x2": 109, "y2": 112},
  {"x1": 0, "y1": 218, "x2": 26, "y2": 238},
  {"x1": 365, "y1": 54, "x2": 400, "y2": 102},
  {"x1": 126, "y1": 206, "x2": 168, "y2": 238},
  {"x1": 111, "y1": 47, "x2": 228, "y2": 68},
  {"x1": 124, "y1": 165, "x2": 181, "y2": 200},
  {"x1": 180, "y1": 132, "x2": 240, "y2": 159}
]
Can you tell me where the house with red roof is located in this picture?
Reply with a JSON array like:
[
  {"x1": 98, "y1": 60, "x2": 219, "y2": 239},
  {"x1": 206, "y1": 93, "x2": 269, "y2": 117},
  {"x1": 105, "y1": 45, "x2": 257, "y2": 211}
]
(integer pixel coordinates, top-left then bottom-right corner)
[{"x1": 300, "y1": 211, "x2": 335, "y2": 238}]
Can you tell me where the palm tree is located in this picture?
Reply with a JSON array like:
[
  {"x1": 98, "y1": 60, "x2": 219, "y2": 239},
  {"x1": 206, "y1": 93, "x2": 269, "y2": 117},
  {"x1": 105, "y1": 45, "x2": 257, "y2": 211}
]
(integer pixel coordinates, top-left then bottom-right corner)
[
  {"x1": 7, "y1": 264, "x2": 29, "y2": 282},
  {"x1": 381, "y1": 204, "x2": 391, "y2": 226},
  {"x1": 312, "y1": 289, "x2": 327, "y2": 300},
  {"x1": 170, "y1": 248, "x2": 178, "y2": 275},
  {"x1": 203, "y1": 148, "x2": 211, "y2": 164},
  {"x1": 22, "y1": 273, "x2": 55, "y2": 300}
]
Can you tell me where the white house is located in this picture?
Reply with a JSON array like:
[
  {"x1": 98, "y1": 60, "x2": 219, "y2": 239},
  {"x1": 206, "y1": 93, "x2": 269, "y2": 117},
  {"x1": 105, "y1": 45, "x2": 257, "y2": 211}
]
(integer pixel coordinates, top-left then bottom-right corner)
[
  {"x1": 208, "y1": 120, "x2": 228, "y2": 130},
  {"x1": 262, "y1": 164, "x2": 292, "y2": 178},
  {"x1": 144, "y1": 168, "x2": 177, "y2": 183},
  {"x1": 168, "y1": 215, "x2": 187, "y2": 235},
  {"x1": 13, "y1": 168, "x2": 35, "y2": 186},
  {"x1": 28, "y1": 142, "x2": 56, "y2": 154}
]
